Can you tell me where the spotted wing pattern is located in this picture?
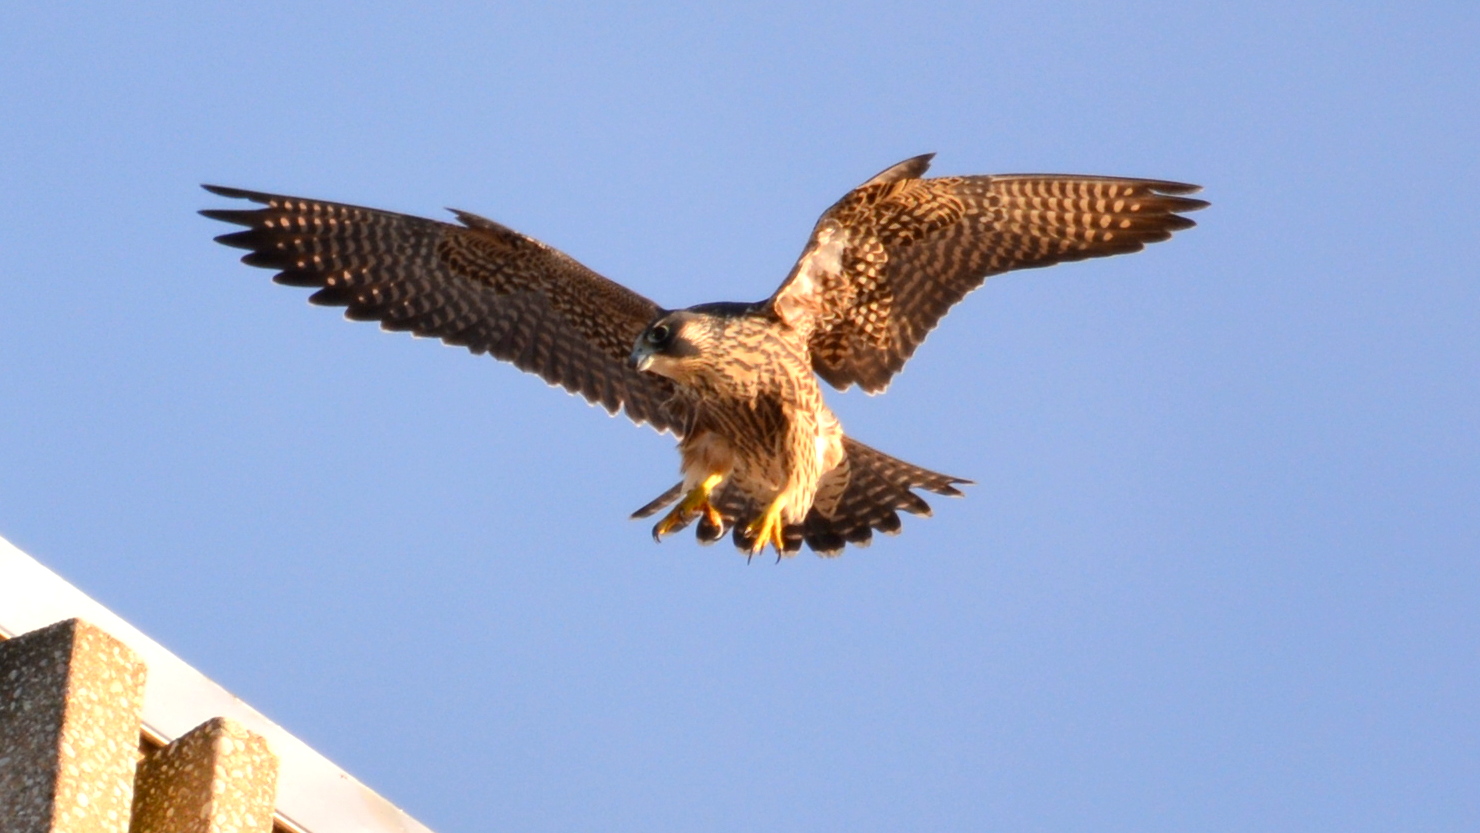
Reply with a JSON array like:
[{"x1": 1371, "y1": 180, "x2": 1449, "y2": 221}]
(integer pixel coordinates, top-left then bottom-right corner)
[
  {"x1": 201, "y1": 186, "x2": 683, "y2": 434},
  {"x1": 770, "y1": 154, "x2": 1209, "y2": 393}
]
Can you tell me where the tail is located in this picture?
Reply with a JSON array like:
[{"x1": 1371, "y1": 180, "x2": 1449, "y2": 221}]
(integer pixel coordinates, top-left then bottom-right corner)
[{"x1": 632, "y1": 437, "x2": 970, "y2": 558}]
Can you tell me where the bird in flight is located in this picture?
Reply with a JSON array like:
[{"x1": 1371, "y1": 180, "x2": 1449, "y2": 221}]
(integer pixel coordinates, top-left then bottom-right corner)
[{"x1": 203, "y1": 154, "x2": 1206, "y2": 558}]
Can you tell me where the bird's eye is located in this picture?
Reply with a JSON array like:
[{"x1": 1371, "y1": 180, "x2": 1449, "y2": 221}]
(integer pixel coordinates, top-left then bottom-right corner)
[{"x1": 647, "y1": 324, "x2": 671, "y2": 344}]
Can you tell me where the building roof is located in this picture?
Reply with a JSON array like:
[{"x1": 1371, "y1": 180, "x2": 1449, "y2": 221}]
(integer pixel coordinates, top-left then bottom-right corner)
[{"x1": 0, "y1": 534, "x2": 437, "y2": 833}]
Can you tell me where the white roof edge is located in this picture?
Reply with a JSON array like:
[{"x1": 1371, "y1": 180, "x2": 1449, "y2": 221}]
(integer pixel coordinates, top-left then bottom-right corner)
[{"x1": 0, "y1": 534, "x2": 437, "y2": 833}]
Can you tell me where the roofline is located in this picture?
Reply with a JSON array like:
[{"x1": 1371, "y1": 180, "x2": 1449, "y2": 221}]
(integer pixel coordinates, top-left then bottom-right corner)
[{"x1": 0, "y1": 534, "x2": 437, "y2": 833}]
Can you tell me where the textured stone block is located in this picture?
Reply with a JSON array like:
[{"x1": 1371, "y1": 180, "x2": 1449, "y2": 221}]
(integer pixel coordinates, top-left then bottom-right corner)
[
  {"x1": 129, "y1": 717, "x2": 278, "y2": 833},
  {"x1": 0, "y1": 618, "x2": 148, "y2": 833}
]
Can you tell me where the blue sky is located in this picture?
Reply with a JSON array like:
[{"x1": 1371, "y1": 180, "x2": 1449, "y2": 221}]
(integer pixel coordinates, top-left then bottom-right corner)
[{"x1": 2, "y1": 2, "x2": 1477, "y2": 831}]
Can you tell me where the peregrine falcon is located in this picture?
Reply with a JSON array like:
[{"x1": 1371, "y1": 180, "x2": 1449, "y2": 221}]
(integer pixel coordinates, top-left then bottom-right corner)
[{"x1": 202, "y1": 154, "x2": 1206, "y2": 557}]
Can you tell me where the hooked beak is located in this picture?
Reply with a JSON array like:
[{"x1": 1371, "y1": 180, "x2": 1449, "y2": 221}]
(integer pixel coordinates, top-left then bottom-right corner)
[{"x1": 628, "y1": 344, "x2": 655, "y2": 373}]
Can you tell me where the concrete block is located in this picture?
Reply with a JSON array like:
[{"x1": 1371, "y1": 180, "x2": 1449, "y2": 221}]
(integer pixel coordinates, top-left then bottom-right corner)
[
  {"x1": 129, "y1": 717, "x2": 278, "y2": 833},
  {"x1": 0, "y1": 618, "x2": 148, "y2": 833}
]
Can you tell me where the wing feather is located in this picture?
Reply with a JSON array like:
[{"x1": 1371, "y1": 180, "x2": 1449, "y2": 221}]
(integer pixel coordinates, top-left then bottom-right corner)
[
  {"x1": 202, "y1": 185, "x2": 683, "y2": 434},
  {"x1": 770, "y1": 157, "x2": 1209, "y2": 392}
]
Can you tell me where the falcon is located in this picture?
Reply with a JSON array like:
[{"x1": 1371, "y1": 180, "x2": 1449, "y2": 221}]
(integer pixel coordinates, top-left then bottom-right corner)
[{"x1": 202, "y1": 154, "x2": 1206, "y2": 557}]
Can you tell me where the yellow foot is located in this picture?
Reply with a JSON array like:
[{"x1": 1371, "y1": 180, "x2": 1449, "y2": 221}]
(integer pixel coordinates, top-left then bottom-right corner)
[
  {"x1": 744, "y1": 498, "x2": 788, "y2": 556},
  {"x1": 652, "y1": 473, "x2": 726, "y2": 542},
  {"x1": 701, "y1": 502, "x2": 725, "y2": 531}
]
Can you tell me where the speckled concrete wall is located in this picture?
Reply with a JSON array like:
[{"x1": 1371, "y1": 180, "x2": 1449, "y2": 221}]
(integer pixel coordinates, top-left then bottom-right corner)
[
  {"x1": 0, "y1": 618, "x2": 148, "y2": 833},
  {"x1": 129, "y1": 717, "x2": 278, "y2": 833}
]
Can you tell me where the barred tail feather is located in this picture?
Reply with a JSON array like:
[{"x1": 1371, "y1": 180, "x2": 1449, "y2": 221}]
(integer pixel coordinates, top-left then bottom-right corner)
[
  {"x1": 630, "y1": 482, "x2": 684, "y2": 520},
  {"x1": 795, "y1": 438, "x2": 969, "y2": 556},
  {"x1": 636, "y1": 437, "x2": 966, "y2": 558}
]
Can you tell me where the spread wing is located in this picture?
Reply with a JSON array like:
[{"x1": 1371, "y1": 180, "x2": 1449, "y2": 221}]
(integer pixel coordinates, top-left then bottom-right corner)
[
  {"x1": 201, "y1": 185, "x2": 683, "y2": 434},
  {"x1": 769, "y1": 154, "x2": 1209, "y2": 393}
]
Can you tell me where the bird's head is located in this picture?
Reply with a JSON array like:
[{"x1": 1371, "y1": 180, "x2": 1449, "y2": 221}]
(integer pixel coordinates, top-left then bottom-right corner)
[
  {"x1": 631, "y1": 301, "x2": 760, "y2": 382},
  {"x1": 628, "y1": 310, "x2": 708, "y2": 381}
]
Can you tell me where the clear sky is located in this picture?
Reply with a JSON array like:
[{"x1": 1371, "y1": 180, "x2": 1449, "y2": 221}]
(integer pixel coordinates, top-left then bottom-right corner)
[{"x1": 2, "y1": 3, "x2": 1476, "y2": 831}]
